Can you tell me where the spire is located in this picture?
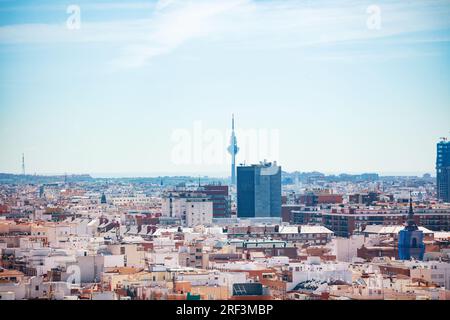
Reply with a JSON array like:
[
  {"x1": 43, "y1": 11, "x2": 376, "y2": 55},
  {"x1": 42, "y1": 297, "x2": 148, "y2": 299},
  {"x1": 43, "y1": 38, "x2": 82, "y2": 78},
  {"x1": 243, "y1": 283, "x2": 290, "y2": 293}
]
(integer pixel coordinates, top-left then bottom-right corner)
[
  {"x1": 398, "y1": 190, "x2": 424, "y2": 260},
  {"x1": 232, "y1": 113, "x2": 235, "y2": 131},
  {"x1": 409, "y1": 193, "x2": 413, "y2": 217},
  {"x1": 100, "y1": 193, "x2": 107, "y2": 204},
  {"x1": 406, "y1": 191, "x2": 418, "y2": 231}
]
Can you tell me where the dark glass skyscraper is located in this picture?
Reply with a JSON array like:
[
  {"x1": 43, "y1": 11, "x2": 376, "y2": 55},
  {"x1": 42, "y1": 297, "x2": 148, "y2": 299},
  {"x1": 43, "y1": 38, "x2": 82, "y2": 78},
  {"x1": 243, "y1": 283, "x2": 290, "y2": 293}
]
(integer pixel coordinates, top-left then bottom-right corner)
[
  {"x1": 436, "y1": 139, "x2": 450, "y2": 203},
  {"x1": 237, "y1": 161, "x2": 281, "y2": 218}
]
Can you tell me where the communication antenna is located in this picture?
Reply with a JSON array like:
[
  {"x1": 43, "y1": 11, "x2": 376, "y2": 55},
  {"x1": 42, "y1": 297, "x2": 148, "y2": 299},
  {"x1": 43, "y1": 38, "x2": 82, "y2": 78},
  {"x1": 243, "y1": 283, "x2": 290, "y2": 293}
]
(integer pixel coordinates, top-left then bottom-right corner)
[{"x1": 21, "y1": 153, "x2": 25, "y2": 175}]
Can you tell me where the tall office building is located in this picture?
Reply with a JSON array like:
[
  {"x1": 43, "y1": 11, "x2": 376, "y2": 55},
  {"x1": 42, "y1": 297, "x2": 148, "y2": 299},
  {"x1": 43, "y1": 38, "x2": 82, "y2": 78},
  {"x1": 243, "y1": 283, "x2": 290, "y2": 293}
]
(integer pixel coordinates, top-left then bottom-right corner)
[
  {"x1": 237, "y1": 161, "x2": 281, "y2": 218},
  {"x1": 436, "y1": 138, "x2": 450, "y2": 202}
]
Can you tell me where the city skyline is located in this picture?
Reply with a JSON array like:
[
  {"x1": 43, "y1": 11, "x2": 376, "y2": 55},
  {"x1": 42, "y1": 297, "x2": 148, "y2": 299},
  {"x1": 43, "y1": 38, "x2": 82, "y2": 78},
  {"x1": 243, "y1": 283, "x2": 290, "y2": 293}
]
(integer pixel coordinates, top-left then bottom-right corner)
[
  {"x1": 1, "y1": 0, "x2": 450, "y2": 175},
  {"x1": 1, "y1": 0, "x2": 450, "y2": 306}
]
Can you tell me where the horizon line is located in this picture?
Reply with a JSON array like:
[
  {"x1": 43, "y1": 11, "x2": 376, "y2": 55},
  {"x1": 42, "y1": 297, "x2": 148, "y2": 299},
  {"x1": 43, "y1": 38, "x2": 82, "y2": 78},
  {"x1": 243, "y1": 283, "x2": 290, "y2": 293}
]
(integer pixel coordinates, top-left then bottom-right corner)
[{"x1": 0, "y1": 170, "x2": 437, "y2": 179}]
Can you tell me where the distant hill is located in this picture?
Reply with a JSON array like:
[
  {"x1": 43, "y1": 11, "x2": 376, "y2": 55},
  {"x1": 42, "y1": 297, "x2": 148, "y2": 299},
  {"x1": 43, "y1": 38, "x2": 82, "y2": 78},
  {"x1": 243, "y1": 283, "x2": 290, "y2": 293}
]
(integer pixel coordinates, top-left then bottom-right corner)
[{"x1": 0, "y1": 173, "x2": 94, "y2": 184}]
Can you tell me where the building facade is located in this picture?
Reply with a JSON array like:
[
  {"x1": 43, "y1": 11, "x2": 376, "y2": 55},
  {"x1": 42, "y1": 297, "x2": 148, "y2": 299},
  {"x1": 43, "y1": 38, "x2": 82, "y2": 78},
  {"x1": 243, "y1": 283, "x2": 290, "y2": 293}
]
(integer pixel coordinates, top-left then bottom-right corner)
[
  {"x1": 437, "y1": 139, "x2": 450, "y2": 203},
  {"x1": 161, "y1": 192, "x2": 212, "y2": 226},
  {"x1": 291, "y1": 207, "x2": 450, "y2": 237},
  {"x1": 185, "y1": 199, "x2": 213, "y2": 227},
  {"x1": 197, "y1": 185, "x2": 231, "y2": 219},
  {"x1": 237, "y1": 161, "x2": 281, "y2": 218}
]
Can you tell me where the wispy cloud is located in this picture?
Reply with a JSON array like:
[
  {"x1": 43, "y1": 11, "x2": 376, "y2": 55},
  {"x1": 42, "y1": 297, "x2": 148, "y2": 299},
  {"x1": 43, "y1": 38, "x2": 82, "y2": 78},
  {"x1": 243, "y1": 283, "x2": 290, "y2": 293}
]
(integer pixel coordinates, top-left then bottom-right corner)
[
  {"x1": 0, "y1": 0, "x2": 449, "y2": 69},
  {"x1": 0, "y1": 1, "x2": 154, "y2": 12},
  {"x1": 110, "y1": 0, "x2": 251, "y2": 69}
]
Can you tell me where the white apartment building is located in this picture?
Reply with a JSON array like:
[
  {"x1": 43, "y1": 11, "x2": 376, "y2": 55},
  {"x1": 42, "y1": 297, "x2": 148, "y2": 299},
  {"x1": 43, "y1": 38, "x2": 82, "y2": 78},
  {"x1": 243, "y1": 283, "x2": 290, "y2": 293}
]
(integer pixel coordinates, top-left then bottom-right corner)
[
  {"x1": 185, "y1": 199, "x2": 213, "y2": 227},
  {"x1": 107, "y1": 243, "x2": 145, "y2": 268},
  {"x1": 161, "y1": 195, "x2": 188, "y2": 219},
  {"x1": 43, "y1": 223, "x2": 72, "y2": 247},
  {"x1": 146, "y1": 249, "x2": 180, "y2": 268},
  {"x1": 161, "y1": 192, "x2": 213, "y2": 226},
  {"x1": 110, "y1": 194, "x2": 155, "y2": 206},
  {"x1": 331, "y1": 235, "x2": 365, "y2": 262},
  {"x1": 287, "y1": 259, "x2": 352, "y2": 291}
]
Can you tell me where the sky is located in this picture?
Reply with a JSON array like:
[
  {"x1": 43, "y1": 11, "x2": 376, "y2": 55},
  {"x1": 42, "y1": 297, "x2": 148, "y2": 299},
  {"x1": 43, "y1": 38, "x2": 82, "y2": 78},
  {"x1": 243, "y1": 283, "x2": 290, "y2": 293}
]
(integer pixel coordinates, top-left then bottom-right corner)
[{"x1": 0, "y1": 0, "x2": 449, "y2": 177}]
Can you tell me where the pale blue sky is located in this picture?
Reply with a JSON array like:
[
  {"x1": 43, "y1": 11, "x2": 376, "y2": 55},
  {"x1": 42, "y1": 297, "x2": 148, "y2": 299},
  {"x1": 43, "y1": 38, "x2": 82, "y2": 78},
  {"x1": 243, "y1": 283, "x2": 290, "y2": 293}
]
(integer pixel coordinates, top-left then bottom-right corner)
[{"x1": 0, "y1": 0, "x2": 449, "y2": 177}]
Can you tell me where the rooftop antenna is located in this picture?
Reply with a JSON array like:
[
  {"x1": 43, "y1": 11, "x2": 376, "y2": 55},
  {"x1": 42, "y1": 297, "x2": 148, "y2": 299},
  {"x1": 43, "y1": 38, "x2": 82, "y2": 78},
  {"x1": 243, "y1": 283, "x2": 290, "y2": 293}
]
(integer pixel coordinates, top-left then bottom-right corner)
[{"x1": 21, "y1": 153, "x2": 25, "y2": 175}]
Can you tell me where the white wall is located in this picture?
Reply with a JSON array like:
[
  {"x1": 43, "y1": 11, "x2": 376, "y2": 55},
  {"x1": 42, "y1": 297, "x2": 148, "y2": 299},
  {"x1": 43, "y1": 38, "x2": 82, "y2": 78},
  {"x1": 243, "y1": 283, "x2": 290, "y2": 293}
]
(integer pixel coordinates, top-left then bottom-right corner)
[
  {"x1": 332, "y1": 235, "x2": 365, "y2": 262},
  {"x1": 104, "y1": 255, "x2": 125, "y2": 268},
  {"x1": 186, "y1": 201, "x2": 213, "y2": 227},
  {"x1": 218, "y1": 272, "x2": 247, "y2": 294},
  {"x1": 288, "y1": 262, "x2": 352, "y2": 291}
]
